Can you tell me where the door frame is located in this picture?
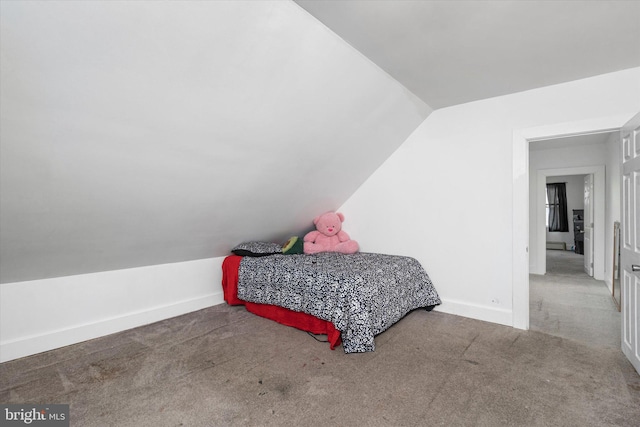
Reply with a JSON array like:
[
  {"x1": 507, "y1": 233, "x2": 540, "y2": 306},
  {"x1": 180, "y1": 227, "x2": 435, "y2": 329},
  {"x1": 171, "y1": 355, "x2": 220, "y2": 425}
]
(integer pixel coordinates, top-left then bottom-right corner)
[
  {"x1": 534, "y1": 167, "x2": 604, "y2": 279},
  {"x1": 512, "y1": 114, "x2": 633, "y2": 330}
]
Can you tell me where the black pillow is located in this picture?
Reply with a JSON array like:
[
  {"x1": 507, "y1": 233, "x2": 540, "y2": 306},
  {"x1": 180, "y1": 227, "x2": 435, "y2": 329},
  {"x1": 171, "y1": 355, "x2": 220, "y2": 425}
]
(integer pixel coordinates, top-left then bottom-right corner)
[{"x1": 231, "y1": 242, "x2": 283, "y2": 257}]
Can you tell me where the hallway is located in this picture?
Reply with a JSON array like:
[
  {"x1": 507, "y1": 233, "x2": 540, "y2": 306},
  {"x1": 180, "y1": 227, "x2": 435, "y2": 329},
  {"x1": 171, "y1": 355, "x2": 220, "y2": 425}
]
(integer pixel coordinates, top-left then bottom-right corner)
[{"x1": 529, "y1": 249, "x2": 621, "y2": 349}]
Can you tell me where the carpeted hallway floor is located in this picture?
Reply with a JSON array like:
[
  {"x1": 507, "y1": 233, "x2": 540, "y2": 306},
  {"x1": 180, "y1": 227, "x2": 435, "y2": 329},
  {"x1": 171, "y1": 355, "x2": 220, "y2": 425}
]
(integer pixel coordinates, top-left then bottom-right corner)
[
  {"x1": 530, "y1": 250, "x2": 621, "y2": 349},
  {"x1": 1, "y1": 255, "x2": 639, "y2": 426}
]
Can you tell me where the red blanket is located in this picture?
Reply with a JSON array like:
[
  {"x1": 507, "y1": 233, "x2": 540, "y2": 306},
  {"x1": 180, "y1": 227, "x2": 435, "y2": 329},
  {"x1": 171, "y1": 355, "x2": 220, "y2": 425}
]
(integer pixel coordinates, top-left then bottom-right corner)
[{"x1": 222, "y1": 255, "x2": 342, "y2": 350}]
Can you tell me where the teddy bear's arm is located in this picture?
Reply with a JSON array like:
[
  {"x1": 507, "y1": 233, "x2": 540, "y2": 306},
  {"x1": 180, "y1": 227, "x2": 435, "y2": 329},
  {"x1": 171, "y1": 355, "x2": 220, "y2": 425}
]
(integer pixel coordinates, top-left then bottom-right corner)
[
  {"x1": 304, "y1": 231, "x2": 320, "y2": 243},
  {"x1": 337, "y1": 230, "x2": 351, "y2": 242}
]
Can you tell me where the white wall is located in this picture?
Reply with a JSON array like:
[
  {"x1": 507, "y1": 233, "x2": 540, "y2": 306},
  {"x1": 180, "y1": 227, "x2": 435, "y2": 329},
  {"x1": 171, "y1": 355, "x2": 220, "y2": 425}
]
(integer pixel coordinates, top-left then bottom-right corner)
[
  {"x1": 0, "y1": 0, "x2": 433, "y2": 362},
  {"x1": 7, "y1": 69, "x2": 633, "y2": 363},
  {"x1": 545, "y1": 174, "x2": 586, "y2": 251},
  {"x1": 341, "y1": 68, "x2": 640, "y2": 328},
  {"x1": 0, "y1": 257, "x2": 225, "y2": 362},
  {"x1": 0, "y1": 1, "x2": 434, "y2": 362}
]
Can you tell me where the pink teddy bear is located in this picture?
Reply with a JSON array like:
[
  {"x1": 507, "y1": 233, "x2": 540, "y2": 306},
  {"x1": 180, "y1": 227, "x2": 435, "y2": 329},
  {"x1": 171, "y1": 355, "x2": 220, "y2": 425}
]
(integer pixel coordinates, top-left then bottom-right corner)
[{"x1": 303, "y1": 212, "x2": 359, "y2": 254}]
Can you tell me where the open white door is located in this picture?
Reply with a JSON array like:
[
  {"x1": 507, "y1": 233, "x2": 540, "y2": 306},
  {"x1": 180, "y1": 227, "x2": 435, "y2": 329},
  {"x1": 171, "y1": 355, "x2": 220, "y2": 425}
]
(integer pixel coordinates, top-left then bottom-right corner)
[
  {"x1": 583, "y1": 174, "x2": 594, "y2": 276},
  {"x1": 621, "y1": 112, "x2": 640, "y2": 375}
]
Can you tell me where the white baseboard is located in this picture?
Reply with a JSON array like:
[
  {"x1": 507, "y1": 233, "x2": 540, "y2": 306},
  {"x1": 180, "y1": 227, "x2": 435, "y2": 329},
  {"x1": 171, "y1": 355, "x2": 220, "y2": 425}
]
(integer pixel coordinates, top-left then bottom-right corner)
[
  {"x1": 0, "y1": 257, "x2": 226, "y2": 363},
  {"x1": 433, "y1": 298, "x2": 513, "y2": 327},
  {"x1": 529, "y1": 263, "x2": 543, "y2": 276},
  {"x1": 604, "y1": 277, "x2": 613, "y2": 293}
]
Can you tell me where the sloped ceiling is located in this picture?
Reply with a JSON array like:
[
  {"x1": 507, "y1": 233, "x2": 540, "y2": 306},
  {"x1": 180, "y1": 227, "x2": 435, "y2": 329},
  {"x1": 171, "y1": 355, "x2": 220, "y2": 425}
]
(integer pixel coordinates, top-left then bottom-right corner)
[
  {"x1": 0, "y1": 1, "x2": 429, "y2": 283},
  {"x1": 295, "y1": 0, "x2": 640, "y2": 108},
  {"x1": 2, "y1": 1, "x2": 639, "y2": 284}
]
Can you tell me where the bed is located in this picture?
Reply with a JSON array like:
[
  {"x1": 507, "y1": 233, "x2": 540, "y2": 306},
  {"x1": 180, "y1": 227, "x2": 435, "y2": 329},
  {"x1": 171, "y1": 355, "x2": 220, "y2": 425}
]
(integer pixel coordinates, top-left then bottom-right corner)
[{"x1": 222, "y1": 251, "x2": 441, "y2": 353}]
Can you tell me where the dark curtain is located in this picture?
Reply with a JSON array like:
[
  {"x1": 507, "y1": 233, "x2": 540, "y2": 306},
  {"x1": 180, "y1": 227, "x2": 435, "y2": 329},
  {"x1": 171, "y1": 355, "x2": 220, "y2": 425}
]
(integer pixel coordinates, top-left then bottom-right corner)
[{"x1": 546, "y1": 183, "x2": 569, "y2": 232}]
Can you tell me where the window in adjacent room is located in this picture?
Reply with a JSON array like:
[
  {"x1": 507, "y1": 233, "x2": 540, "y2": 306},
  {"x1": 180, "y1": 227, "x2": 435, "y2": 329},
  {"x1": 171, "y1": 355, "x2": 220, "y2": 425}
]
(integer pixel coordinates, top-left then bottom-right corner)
[{"x1": 546, "y1": 183, "x2": 569, "y2": 232}]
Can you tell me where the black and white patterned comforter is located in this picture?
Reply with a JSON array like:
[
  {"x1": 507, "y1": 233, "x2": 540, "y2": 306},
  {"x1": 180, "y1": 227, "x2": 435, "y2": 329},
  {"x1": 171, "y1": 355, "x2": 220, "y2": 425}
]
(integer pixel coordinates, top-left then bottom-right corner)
[{"x1": 237, "y1": 252, "x2": 441, "y2": 353}]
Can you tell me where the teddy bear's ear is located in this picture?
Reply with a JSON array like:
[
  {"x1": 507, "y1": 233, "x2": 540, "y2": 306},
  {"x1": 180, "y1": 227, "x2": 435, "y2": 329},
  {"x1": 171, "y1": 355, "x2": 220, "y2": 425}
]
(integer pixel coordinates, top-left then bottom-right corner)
[
  {"x1": 336, "y1": 212, "x2": 345, "y2": 222},
  {"x1": 313, "y1": 215, "x2": 321, "y2": 225}
]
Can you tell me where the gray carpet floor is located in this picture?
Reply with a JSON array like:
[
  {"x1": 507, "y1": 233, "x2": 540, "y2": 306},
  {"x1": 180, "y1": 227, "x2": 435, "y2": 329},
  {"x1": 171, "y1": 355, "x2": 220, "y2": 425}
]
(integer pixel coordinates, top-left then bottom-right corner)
[
  {"x1": 1, "y1": 254, "x2": 639, "y2": 426},
  {"x1": 530, "y1": 250, "x2": 621, "y2": 349}
]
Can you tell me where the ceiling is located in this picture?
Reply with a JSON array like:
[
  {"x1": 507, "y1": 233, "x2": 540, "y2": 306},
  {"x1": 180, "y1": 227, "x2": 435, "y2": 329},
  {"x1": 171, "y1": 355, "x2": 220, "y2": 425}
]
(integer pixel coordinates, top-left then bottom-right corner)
[
  {"x1": 0, "y1": 0, "x2": 428, "y2": 283},
  {"x1": 529, "y1": 131, "x2": 615, "y2": 151},
  {"x1": 295, "y1": 0, "x2": 640, "y2": 109}
]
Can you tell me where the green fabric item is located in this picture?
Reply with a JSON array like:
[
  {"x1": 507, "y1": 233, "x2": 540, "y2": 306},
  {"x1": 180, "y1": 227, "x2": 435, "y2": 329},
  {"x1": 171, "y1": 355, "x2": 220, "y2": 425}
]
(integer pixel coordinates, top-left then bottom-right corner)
[{"x1": 282, "y1": 236, "x2": 304, "y2": 254}]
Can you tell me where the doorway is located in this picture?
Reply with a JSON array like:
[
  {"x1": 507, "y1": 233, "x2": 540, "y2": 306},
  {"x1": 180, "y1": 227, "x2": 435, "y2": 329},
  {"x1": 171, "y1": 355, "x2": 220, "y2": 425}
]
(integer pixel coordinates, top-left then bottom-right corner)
[
  {"x1": 511, "y1": 115, "x2": 628, "y2": 330},
  {"x1": 532, "y1": 164, "x2": 605, "y2": 280},
  {"x1": 527, "y1": 136, "x2": 614, "y2": 344}
]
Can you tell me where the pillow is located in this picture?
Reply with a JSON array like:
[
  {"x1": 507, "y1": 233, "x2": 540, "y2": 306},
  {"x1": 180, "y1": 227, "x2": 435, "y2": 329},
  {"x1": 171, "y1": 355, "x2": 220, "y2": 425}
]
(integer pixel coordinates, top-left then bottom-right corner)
[
  {"x1": 231, "y1": 241, "x2": 283, "y2": 257},
  {"x1": 282, "y1": 236, "x2": 304, "y2": 255}
]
